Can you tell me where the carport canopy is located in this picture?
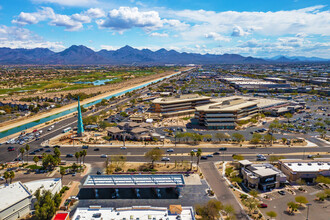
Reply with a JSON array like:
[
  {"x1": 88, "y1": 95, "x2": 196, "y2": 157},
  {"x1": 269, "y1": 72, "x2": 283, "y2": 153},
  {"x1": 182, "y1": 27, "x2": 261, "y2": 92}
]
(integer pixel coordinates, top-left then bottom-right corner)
[{"x1": 82, "y1": 174, "x2": 185, "y2": 188}]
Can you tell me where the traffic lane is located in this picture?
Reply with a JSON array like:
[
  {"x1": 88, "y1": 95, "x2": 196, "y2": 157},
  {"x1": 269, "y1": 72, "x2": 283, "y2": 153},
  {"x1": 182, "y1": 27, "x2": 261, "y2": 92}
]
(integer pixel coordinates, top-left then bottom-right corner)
[
  {"x1": 57, "y1": 154, "x2": 330, "y2": 163},
  {"x1": 44, "y1": 146, "x2": 330, "y2": 156}
]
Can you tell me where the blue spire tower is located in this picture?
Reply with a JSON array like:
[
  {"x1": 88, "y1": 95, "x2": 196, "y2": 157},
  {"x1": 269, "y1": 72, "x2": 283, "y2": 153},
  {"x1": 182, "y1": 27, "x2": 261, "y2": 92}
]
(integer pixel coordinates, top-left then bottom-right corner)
[{"x1": 77, "y1": 97, "x2": 84, "y2": 137}]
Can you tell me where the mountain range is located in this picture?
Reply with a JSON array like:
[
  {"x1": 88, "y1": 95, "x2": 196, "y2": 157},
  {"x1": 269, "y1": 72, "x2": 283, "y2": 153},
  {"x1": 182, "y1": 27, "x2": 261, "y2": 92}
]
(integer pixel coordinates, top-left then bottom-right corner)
[{"x1": 0, "y1": 45, "x2": 328, "y2": 65}]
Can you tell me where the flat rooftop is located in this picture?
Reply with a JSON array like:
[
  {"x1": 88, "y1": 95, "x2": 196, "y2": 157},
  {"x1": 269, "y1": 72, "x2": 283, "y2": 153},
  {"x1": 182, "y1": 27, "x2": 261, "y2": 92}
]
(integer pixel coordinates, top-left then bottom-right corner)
[
  {"x1": 24, "y1": 178, "x2": 61, "y2": 195},
  {"x1": 283, "y1": 161, "x2": 330, "y2": 172},
  {"x1": 195, "y1": 98, "x2": 258, "y2": 112},
  {"x1": 0, "y1": 182, "x2": 32, "y2": 211},
  {"x1": 246, "y1": 164, "x2": 282, "y2": 177},
  {"x1": 152, "y1": 94, "x2": 211, "y2": 104},
  {"x1": 210, "y1": 96, "x2": 288, "y2": 109},
  {"x1": 71, "y1": 206, "x2": 195, "y2": 220},
  {"x1": 83, "y1": 175, "x2": 185, "y2": 188}
]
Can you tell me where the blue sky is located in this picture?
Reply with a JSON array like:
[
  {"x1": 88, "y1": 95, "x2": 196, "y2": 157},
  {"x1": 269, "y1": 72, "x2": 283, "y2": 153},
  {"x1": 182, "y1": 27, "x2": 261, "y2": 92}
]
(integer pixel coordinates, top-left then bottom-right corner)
[{"x1": 0, "y1": 0, "x2": 329, "y2": 58}]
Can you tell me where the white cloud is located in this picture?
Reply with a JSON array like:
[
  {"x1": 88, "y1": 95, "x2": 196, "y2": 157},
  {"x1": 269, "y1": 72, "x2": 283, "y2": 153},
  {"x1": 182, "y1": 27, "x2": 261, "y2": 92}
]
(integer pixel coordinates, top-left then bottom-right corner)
[
  {"x1": 98, "y1": 7, "x2": 163, "y2": 31},
  {"x1": 85, "y1": 8, "x2": 105, "y2": 18},
  {"x1": 0, "y1": 25, "x2": 64, "y2": 51},
  {"x1": 231, "y1": 25, "x2": 250, "y2": 37},
  {"x1": 71, "y1": 13, "x2": 92, "y2": 23},
  {"x1": 171, "y1": 5, "x2": 330, "y2": 36},
  {"x1": 12, "y1": 7, "x2": 55, "y2": 25},
  {"x1": 205, "y1": 32, "x2": 230, "y2": 42},
  {"x1": 32, "y1": 0, "x2": 99, "y2": 7},
  {"x1": 163, "y1": 19, "x2": 190, "y2": 30},
  {"x1": 50, "y1": 14, "x2": 83, "y2": 31},
  {"x1": 149, "y1": 32, "x2": 168, "y2": 37}
]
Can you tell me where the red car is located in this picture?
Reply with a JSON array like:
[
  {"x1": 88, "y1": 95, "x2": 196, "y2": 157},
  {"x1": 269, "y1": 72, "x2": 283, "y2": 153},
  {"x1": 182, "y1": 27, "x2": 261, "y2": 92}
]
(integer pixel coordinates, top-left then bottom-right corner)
[
  {"x1": 33, "y1": 129, "x2": 38, "y2": 133},
  {"x1": 7, "y1": 146, "x2": 15, "y2": 151},
  {"x1": 258, "y1": 203, "x2": 268, "y2": 208}
]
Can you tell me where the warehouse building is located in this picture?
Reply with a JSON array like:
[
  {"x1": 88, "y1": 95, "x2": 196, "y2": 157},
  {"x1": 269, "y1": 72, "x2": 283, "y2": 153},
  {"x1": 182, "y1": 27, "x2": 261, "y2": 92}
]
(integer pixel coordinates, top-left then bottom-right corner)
[
  {"x1": 0, "y1": 182, "x2": 32, "y2": 220},
  {"x1": 71, "y1": 205, "x2": 195, "y2": 220},
  {"x1": 279, "y1": 159, "x2": 330, "y2": 183}
]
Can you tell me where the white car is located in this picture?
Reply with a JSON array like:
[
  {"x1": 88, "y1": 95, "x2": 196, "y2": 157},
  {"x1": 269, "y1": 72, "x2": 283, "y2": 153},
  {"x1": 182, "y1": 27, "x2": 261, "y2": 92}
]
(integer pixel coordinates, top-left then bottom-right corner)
[
  {"x1": 161, "y1": 157, "x2": 170, "y2": 161},
  {"x1": 100, "y1": 154, "x2": 107, "y2": 158}
]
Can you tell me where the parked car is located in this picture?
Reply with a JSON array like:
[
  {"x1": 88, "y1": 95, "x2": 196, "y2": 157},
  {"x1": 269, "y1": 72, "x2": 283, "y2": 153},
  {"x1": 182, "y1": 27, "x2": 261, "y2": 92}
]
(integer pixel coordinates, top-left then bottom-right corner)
[
  {"x1": 258, "y1": 203, "x2": 268, "y2": 208},
  {"x1": 201, "y1": 156, "x2": 208, "y2": 160},
  {"x1": 96, "y1": 171, "x2": 102, "y2": 175},
  {"x1": 278, "y1": 190, "x2": 286, "y2": 195},
  {"x1": 7, "y1": 146, "x2": 15, "y2": 151},
  {"x1": 45, "y1": 149, "x2": 51, "y2": 153},
  {"x1": 53, "y1": 145, "x2": 60, "y2": 148}
]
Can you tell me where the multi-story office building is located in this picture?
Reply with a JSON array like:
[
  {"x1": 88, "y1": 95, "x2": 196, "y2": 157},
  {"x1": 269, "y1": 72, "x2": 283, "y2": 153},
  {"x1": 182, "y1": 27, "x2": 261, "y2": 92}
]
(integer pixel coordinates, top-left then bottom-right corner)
[
  {"x1": 151, "y1": 94, "x2": 211, "y2": 117},
  {"x1": 195, "y1": 97, "x2": 259, "y2": 129}
]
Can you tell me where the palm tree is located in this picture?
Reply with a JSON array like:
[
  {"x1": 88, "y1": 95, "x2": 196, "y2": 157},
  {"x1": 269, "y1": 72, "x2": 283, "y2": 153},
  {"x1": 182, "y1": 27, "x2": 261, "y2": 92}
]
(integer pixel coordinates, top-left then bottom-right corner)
[
  {"x1": 79, "y1": 151, "x2": 83, "y2": 166},
  {"x1": 3, "y1": 171, "x2": 9, "y2": 184},
  {"x1": 189, "y1": 151, "x2": 195, "y2": 170},
  {"x1": 9, "y1": 171, "x2": 15, "y2": 184},
  {"x1": 19, "y1": 147, "x2": 25, "y2": 161},
  {"x1": 60, "y1": 168, "x2": 66, "y2": 180},
  {"x1": 25, "y1": 144, "x2": 30, "y2": 164},
  {"x1": 81, "y1": 150, "x2": 87, "y2": 164},
  {"x1": 75, "y1": 152, "x2": 80, "y2": 164},
  {"x1": 196, "y1": 148, "x2": 202, "y2": 166}
]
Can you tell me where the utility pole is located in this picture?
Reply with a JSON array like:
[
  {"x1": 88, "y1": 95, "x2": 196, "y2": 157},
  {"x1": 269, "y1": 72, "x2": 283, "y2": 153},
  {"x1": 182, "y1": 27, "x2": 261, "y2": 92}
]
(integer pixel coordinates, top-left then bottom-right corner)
[{"x1": 306, "y1": 203, "x2": 311, "y2": 220}]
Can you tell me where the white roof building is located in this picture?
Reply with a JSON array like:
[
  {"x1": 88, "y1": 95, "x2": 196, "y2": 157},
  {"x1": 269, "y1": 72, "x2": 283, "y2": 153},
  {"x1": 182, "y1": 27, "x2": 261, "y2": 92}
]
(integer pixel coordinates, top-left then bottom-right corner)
[
  {"x1": 24, "y1": 178, "x2": 62, "y2": 195},
  {"x1": 72, "y1": 206, "x2": 195, "y2": 220},
  {"x1": 0, "y1": 182, "x2": 32, "y2": 220}
]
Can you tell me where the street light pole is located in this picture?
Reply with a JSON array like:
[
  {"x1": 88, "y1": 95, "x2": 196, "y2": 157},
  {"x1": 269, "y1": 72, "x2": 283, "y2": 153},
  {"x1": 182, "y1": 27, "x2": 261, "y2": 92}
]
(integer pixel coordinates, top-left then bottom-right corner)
[{"x1": 306, "y1": 203, "x2": 311, "y2": 220}]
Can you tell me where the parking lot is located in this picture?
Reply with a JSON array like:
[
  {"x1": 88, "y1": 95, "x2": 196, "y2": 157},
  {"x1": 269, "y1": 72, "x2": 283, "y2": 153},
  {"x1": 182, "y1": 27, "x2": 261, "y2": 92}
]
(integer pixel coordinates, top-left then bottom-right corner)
[{"x1": 258, "y1": 186, "x2": 330, "y2": 220}]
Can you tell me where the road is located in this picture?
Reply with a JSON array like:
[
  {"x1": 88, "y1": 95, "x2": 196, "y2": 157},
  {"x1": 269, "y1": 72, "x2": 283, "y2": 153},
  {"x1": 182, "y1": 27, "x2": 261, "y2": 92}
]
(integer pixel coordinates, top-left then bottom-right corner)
[{"x1": 200, "y1": 162, "x2": 248, "y2": 220}]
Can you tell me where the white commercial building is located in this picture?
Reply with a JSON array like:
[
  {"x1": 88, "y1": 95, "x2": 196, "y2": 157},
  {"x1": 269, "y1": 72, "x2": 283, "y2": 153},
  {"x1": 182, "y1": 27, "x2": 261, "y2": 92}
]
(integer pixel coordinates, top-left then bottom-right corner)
[
  {"x1": 72, "y1": 206, "x2": 195, "y2": 220},
  {"x1": 24, "y1": 178, "x2": 62, "y2": 195},
  {"x1": 0, "y1": 182, "x2": 32, "y2": 220}
]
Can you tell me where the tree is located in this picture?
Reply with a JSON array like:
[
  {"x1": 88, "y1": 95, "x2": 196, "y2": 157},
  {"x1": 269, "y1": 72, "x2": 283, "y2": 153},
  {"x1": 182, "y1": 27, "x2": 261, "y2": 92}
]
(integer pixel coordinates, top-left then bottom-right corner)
[
  {"x1": 316, "y1": 191, "x2": 327, "y2": 201},
  {"x1": 214, "y1": 132, "x2": 227, "y2": 142},
  {"x1": 19, "y1": 147, "x2": 25, "y2": 161},
  {"x1": 232, "y1": 133, "x2": 245, "y2": 143},
  {"x1": 81, "y1": 149, "x2": 87, "y2": 164},
  {"x1": 315, "y1": 176, "x2": 330, "y2": 184},
  {"x1": 3, "y1": 171, "x2": 9, "y2": 184},
  {"x1": 295, "y1": 196, "x2": 308, "y2": 206},
  {"x1": 231, "y1": 176, "x2": 242, "y2": 184},
  {"x1": 250, "y1": 133, "x2": 262, "y2": 144},
  {"x1": 144, "y1": 148, "x2": 164, "y2": 168},
  {"x1": 79, "y1": 151, "x2": 83, "y2": 165},
  {"x1": 266, "y1": 211, "x2": 277, "y2": 219},
  {"x1": 54, "y1": 147, "x2": 61, "y2": 158},
  {"x1": 264, "y1": 133, "x2": 276, "y2": 146},
  {"x1": 60, "y1": 168, "x2": 66, "y2": 180},
  {"x1": 223, "y1": 204, "x2": 235, "y2": 217},
  {"x1": 75, "y1": 152, "x2": 80, "y2": 164},
  {"x1": 9, "y1": 171, "x2": 15, "y2": 184},
  {"x1": 268, "y1": 155, "x2": 285, "y2": 164},
  {"x1": 195, "y1": 199, "x2": 223, "y2": 220},
  {"x1": 287, "y1": 202, "x2": 299, "y2": 214},
  {"x1": 243, "y1": 197, "x2": 258, "y2": 215},
  {"x1": 284, "y1": 113, "x2": 293, "y2": 123},
  {"x1": 249, "y1": 189, "x2": 258, "y2": 198},
  {"x1": 225, "y1": 167, "x2": 234, "y2": 177},
  {"x1": 196, "y1": 148, "x2": 202, "y2": 166},
  {"x1": 232, "y1": 154, "x2": 244, "y2": 161},
  {"x1": 281, "y1": 137, "x2": 287, "y2": 144},
  {"x1": 189, "y1": 151, "x2": 195, "y2": 170},
  {"x1": 33, "y1": 156, "x2": 39, "y2": 165},
  {"x1": 25, "y1": 144, "x2": 30, "y2": 163},
  {"x1": 34, "y1": 190, "x2": 59, "y2": 220}
]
